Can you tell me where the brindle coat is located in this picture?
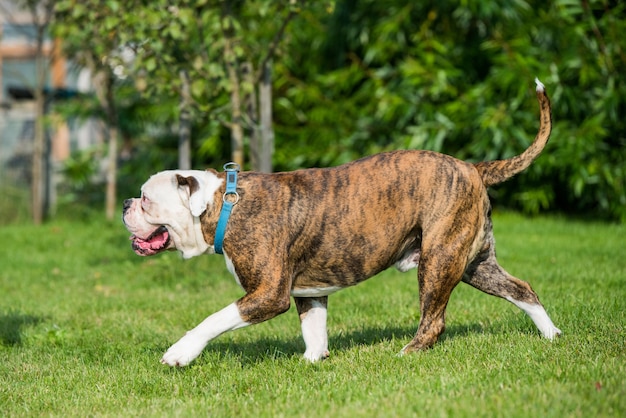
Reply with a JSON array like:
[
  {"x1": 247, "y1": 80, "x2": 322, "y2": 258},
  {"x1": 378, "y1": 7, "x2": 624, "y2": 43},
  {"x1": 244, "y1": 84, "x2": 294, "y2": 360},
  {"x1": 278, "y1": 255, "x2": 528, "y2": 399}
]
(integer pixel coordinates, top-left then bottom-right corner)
[
  {"x1": 124, "y1": 82, "x2": 558, "y2": 366},
  {"x1": 179, "y1": 83, "x2": 554, "y2": 352}
]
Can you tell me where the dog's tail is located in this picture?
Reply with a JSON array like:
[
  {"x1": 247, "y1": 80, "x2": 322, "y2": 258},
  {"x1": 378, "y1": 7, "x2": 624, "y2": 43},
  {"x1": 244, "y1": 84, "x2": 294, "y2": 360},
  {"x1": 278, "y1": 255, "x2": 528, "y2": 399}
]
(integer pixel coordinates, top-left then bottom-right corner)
[{"x1": 474, "y1": 78, "x2": 552, "y2": 187}]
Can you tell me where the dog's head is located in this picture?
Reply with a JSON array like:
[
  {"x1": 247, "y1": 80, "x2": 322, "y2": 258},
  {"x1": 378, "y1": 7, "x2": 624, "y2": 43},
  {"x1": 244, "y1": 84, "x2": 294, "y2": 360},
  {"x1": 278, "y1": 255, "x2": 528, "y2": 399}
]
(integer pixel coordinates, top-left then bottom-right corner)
[{"x1": 122, "y1": 170, "x2": 222, "y2": 259}]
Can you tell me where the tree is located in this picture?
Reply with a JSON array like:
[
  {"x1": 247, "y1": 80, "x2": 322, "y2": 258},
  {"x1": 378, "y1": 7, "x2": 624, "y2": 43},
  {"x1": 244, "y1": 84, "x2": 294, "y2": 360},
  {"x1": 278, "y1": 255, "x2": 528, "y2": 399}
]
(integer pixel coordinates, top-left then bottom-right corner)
[
  {"x1": 50, "y1": 0, "x2": 625, "y2": 221},
  {"x1": 119, "y1": 0, "x2": 301, "y2": 171},
  {"x1": 53, "y1": 0, "x2": 125, "y2": 221},
  {"x1": 1, "y1": 0, "x2": 56, "y2": 224},
  {"x1": 273, "y1": 0, "x2": 626, "y2": 220}
]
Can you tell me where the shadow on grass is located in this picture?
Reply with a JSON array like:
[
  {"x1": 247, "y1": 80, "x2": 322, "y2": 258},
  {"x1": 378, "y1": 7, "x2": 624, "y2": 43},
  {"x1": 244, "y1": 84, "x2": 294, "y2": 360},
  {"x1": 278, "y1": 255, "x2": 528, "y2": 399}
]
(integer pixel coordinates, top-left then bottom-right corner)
[
  {"x1": 0, "y1": 311, "x2": 45, "y2": 346},
  {"x1": 201, "y1": 321, "x2": 494, "y2": 364}
]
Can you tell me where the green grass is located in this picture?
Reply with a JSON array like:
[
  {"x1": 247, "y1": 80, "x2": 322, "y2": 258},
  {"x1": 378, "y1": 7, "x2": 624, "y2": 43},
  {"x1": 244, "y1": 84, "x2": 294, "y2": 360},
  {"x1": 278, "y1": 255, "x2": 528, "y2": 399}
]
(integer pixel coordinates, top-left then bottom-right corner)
[{"x1": 1, "y1": 212, "x2": 625, "y2": 417}]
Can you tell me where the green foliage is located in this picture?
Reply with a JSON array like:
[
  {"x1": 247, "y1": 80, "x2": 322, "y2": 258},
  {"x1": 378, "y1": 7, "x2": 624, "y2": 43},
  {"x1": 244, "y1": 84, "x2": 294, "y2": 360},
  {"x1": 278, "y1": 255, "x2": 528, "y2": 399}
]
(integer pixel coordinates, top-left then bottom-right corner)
[
  {"x1": 53, "y1": 0, "x2": 124, "y2": 65},
  {"x1": 274, "y1": 0, "x2": 626, "y2": 221},
  {"x1": 61, "y1": 149, "x2": 98, "y2": 190},
  {"x1": 115, "y1": 0, "x2": 302, "y2": 126},
  {"x1": 56, "y1": 148, "x2": 104, "y2": 218},
  {"x1": 49, "y1": 0, "x2": 625, "y2": 221}
]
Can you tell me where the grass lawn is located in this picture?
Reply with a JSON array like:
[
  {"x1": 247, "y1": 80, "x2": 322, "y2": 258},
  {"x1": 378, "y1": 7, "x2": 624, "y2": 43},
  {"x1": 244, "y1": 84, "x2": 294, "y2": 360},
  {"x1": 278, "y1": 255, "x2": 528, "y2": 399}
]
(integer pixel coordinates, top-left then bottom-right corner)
[{"x1": 0, "y1": 212, "x2": 624, "y2": 417}]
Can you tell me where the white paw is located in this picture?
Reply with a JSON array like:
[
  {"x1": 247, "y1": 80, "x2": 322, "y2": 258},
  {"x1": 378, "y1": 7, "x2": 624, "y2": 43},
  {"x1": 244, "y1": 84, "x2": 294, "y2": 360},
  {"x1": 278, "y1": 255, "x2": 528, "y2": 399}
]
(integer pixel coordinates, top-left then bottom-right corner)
[
  {"x1": 541, "y1": 325, "x2": 562, "y2": 340},
  {"x1": 303, "y1": 348, "x2": 329, "y2": 363},
  {"x1": 506, "y1": 298, "x2": 561, "y2": 341},
  {"x1": 398, "y1": 343, "x2": 410, "y2": 356},
  {"x1": 161, "y1": 332, "x2": 207, "y2": 367}
]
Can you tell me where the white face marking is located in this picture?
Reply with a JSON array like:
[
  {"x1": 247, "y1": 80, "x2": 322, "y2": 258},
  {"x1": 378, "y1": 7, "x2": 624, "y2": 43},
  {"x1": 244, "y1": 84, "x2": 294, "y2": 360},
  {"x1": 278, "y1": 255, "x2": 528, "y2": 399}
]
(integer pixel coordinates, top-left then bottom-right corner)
[
  {"x1": 123, "y1": 169, "x2": 222, "y2": 259},
  {"x1": 301, "y1": 299, "x2": 329, "y2": 362},
  {"x1": 290, "y1": 286, "x2": 344, "y2": 298},
  {"x1": 506, "y1": 297, "x2": 562, "y2": 339}
]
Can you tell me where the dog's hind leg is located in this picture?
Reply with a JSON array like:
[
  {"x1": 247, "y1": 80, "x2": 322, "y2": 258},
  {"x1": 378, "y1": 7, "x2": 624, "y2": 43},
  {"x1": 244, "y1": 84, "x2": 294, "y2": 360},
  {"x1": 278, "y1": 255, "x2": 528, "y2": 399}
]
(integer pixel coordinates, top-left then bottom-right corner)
[
  {"x1": 462, "y1": 244, "x2": 561, "y2": 339},
  {"x1": 295, "y1": 296, "x2": 330, "y2": 362},
  {"x1": 401, "y1": 237, "x2": 470, "y2": 353}
]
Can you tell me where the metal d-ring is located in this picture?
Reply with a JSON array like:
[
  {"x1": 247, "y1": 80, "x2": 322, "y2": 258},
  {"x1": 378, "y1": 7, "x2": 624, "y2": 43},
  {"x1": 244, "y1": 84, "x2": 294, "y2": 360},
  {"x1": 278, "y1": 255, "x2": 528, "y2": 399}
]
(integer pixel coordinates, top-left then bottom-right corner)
[
  {"x1": 222, "y1": 162, "x2": 240, "y2": 205},
  {"x1": 223, "y1": 162, "x2": 241, "y2": 172},
  {"x1": 223, "y1": 191, "x2": 240, "y2": 204}
]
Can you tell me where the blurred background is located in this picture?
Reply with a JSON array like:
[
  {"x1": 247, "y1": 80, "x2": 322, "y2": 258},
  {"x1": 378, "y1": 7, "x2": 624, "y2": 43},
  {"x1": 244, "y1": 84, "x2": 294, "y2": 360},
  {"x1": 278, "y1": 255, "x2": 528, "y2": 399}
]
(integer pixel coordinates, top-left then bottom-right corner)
[{"x1": 0, "y1": 0, "x2": 624, "y2": 225}]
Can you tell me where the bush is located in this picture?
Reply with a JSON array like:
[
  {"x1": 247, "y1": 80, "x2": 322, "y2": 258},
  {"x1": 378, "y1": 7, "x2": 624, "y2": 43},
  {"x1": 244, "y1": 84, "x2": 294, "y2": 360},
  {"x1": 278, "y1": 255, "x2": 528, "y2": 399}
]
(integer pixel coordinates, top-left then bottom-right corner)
[{"x1": 273, "y1": 0, "x2": 626, "y2": 221}]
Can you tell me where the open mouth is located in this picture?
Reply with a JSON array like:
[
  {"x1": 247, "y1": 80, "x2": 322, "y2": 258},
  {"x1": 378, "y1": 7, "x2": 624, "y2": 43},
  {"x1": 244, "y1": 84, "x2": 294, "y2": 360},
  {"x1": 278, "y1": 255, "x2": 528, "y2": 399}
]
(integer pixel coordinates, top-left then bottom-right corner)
[{"x1": 130, "y1": 226, "x2": 170, "y2": 256}]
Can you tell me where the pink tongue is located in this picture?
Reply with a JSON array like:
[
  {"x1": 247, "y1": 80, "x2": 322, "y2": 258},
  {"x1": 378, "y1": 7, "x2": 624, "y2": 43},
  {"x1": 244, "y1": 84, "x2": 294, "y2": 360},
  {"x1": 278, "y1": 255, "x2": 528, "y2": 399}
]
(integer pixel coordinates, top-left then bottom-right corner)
[
  {"x1": 136, "y1": 232, "x2": 167, "y2": 249},
  {"x1": 132, "y1": 229, "x2": 169, "y2": 255}
]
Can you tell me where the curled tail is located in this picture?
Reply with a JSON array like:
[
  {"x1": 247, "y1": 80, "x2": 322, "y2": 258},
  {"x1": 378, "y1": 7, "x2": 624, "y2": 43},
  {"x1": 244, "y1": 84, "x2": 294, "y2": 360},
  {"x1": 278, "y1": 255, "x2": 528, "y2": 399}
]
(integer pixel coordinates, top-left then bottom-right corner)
[{"x1": 475, "y1": 78, "x2": 552, "y2": 187}]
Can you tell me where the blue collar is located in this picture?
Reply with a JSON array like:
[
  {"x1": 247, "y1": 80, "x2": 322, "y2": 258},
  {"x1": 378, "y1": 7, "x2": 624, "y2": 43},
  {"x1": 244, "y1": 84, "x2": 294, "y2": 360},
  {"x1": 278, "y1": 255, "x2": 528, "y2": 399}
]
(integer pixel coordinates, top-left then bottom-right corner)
[{"x1": 214, "y1": 162, "x2": 240, "y2": 254}]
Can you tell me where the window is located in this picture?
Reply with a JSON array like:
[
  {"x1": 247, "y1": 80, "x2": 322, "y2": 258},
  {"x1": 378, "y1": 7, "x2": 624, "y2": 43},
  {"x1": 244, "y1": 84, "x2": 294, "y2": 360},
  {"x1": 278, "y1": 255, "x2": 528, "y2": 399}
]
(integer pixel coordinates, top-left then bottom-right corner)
[
  {"x1": 3, "y1": 58, "x2": 35, "y2": 95},
  {"x1": 2, "y1": 23, "x2": 48, "y2": 43},
  {"x1": 2, "y1": 58, "x2": 51, "y2": 99}
]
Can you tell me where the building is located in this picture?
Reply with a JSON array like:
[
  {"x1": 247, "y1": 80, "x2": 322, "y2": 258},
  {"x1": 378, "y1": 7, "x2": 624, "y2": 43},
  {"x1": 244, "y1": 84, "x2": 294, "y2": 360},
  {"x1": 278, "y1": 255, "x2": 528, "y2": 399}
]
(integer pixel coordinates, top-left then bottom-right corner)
[{"x1": 0, "y1": 0, "x2": 100, "y2": 214}]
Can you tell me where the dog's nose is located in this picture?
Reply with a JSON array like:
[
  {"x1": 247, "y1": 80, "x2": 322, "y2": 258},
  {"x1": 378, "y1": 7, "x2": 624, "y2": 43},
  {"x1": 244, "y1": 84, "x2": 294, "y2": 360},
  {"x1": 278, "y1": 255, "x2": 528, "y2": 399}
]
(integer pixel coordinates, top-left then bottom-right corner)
[{"x1": 123, "y1": 199, "x2": 133, "y2": 213}]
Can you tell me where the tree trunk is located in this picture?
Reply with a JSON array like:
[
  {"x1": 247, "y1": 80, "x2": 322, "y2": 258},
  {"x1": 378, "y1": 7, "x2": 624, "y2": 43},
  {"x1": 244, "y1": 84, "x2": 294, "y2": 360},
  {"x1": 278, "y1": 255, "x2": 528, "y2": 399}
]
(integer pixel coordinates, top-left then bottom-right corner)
[
  {"x1": 229, "y1": 102, "x2": 245, "y2": 167},
  {"x1": 105, "y1": 123, "x2": 118, "y2": 221},
  {"x1": 224, "y1": 47, "x2": 244, "y2": 167},
  {"x1": 258, "y1": 60, "x2": 274, "y2": 173},
  {"x1": 244, "y1": 62, "x2": 261, "y2": 171},
  {"x1": 32, "y1": 66, "x2": 46, "y2": 224},
  {"x1": 103, "y1": 74, "x2": 118, "y2": 221},
  {"x1": 249, "y1": 4, "x2": 298, "y2": 172},
  {"x1": 31, "y1": 17, "x2": 47, "y2": 224},
  {"x1": 221, "y1": 3, "x2": 244, "y2": 167},
  {"x1": 91, "y1": 63, "x2": 119, "y2": 221},
  {"x1": 178, "y1": 69, "x2": 192, "y2": 170}
]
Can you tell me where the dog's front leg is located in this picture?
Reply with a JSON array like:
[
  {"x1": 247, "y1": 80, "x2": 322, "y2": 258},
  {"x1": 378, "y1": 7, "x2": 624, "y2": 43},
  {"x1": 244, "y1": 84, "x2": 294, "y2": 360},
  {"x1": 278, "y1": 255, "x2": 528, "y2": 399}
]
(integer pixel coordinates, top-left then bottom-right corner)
[
  {"x1": 162, "y1": 278, "x2": 292, "y2": 367},
  {"x1": 295, "y1": 296, "x2": 330, "y2": 362},
  {"x1": 161, "y1": 302, "x2": 249, "y2": 367}
]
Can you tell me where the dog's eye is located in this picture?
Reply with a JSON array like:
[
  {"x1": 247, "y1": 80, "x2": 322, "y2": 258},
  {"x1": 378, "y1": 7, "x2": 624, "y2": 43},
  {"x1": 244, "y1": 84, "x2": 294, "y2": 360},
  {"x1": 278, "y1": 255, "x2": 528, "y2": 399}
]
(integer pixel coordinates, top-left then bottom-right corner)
[{"x1": 141, "y1": 195, "x2": 150, "y2": 210}]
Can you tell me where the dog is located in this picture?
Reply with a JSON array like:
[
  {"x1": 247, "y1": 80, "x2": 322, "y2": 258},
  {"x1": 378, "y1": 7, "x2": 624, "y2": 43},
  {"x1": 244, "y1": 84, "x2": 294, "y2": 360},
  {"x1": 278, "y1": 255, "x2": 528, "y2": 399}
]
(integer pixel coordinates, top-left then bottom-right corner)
[{"x1": 123, "y1": 79, "x2": 561, "y2": 367}]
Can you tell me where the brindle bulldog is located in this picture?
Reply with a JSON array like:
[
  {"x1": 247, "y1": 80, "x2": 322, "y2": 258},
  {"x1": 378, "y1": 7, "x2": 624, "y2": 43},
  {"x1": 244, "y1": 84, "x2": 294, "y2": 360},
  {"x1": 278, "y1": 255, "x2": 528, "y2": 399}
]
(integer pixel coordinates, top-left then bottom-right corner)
[{"x1": 123, "y1": 79, "x2": 560, "y2": 367}]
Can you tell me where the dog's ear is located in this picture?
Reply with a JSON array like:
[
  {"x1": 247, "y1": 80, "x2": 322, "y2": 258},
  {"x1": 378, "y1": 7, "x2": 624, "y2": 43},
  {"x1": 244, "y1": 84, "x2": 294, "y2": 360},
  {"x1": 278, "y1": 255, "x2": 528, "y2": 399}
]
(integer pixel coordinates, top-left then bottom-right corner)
[{"x1": 176, "y1": 174, "x2": 207, "y2": 217}]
